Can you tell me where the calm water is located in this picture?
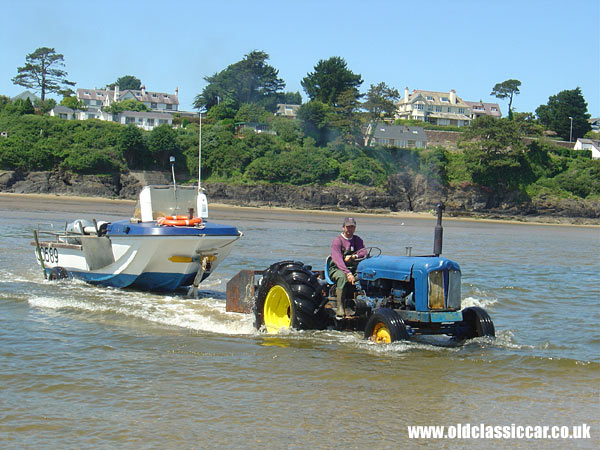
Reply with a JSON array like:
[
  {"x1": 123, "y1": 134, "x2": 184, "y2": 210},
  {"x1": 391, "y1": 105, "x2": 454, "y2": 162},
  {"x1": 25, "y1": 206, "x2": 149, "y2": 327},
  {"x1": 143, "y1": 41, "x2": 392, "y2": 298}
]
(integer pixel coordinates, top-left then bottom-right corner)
[{"x1": 0, "y1": 199, "x2": 598, "y2": 449}]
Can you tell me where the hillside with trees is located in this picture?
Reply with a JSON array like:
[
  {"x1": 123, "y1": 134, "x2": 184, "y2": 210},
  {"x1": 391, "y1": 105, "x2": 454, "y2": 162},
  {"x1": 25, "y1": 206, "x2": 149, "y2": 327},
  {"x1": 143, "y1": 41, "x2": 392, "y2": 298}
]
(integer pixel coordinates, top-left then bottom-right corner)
[{"x1": 1, "y1": 48, "x2": 598, "y2": 221}]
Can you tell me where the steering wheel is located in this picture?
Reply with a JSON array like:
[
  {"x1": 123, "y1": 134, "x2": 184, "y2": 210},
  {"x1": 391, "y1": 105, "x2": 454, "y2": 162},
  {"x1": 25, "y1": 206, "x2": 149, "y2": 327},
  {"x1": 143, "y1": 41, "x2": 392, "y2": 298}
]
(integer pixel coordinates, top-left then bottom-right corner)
[
  {"x1": 366, "y1": 247, "x2": 382, "y2": 258},
  {"x1": 352, "y1": 246, "x2": 382, "y2": 262}
]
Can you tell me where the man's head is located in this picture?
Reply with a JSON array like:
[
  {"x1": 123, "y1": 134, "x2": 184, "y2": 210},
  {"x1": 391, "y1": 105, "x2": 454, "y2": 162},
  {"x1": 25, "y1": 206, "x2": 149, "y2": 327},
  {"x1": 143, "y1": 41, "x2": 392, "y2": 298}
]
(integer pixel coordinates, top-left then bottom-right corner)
[{"x1": 342, "y1": 217, "x2": 356, "y2": 237}]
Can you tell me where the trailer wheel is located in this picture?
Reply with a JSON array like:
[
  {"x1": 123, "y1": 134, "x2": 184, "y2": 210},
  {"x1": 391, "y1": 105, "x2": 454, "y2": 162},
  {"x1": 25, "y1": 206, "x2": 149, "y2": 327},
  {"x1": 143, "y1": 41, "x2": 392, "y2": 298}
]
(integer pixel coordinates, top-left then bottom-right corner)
[
  {"x1": 364, "y1": 308, "x2": 410, "y2": 343},
  {"x1": 461, "y1": 306, "x2": 495, "y2": 339},
  {"x1": 254, "y1": 261, "x2": 328, "y2": 333},
  {"x1": 48, "y1": 266, "x2": 68, "y2": 280}
]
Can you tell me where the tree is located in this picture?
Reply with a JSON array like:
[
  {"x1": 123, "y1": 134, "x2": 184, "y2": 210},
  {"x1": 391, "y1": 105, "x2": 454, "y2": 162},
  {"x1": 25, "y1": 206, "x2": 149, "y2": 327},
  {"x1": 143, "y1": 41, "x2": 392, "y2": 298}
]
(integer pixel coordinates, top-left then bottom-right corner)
[
  {"x1": 233, "y1": 103, "x2": 270, "y2": 124},
  {"x1": 12, "y1": 47, "x2": 75, "y2": 101},
  {"x1": 107, "y1": 75, "x2": 142, "y2": 90},
  {"x1": 297, "y1": 100, "x2": 334, "y2": 146},
  {"x1": 194, "y1": 50, "x2": 285, "y2": 110},
  {"x1": 491, "y1": 79, "x2": 521, "y2": 119},
  {"x1": 34, "y1": 98, "x2": 57, "y2": 114},
  {"x1": 460, "y1": 116, "x2": 532, "y2": 203},
  {"x1": 329, "y1": 89, "x2": 363, "y2": 145},
  {"x1": 363, "y1": 82, "x2": 401, "y2": 146},
  {"x1": 535, "y1": 87, "x2": 591, "y2": 141},
  {"x1": 301, "y1": 57, "x2": 363, "y2": 106},
  {"x1": 60, "y1": 96, "x2": 87, "y2": 111},
  {"x1": 105, "y1": 99, "x2": 150, "y2": 114},
  {"x1": 148, "y1": 124, "x2": 180, "y2": 168},
  {"x1": 118, "y1": 124, "x2": 148, "y2": 168}
]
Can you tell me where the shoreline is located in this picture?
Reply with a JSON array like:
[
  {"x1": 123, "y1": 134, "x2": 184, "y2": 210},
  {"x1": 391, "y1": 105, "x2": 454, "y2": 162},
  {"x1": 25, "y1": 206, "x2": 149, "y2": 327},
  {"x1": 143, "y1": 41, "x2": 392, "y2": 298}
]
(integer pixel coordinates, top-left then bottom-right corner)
[{"x1": 0, "y1": 192, "x2": 598, "y2": 227}]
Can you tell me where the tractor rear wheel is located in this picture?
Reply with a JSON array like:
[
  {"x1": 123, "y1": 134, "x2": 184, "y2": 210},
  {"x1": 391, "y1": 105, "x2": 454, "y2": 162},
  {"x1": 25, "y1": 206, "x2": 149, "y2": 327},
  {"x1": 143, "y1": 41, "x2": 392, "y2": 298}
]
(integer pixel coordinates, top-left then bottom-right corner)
[
  {"x1": 254, "y1": 261, "x2": 328, "y2": 333},
  {"x1": 461, "y1": 306, "x2": 495, "y2": 339},
  {"x1": 364, "y1": 308, "x2": 410, "y2": 343}
]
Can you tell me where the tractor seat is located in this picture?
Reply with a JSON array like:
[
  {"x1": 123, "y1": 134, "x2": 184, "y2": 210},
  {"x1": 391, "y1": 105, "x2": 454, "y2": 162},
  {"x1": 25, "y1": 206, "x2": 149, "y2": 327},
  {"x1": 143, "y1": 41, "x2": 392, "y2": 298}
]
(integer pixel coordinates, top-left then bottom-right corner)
[{"x1": 324, "y1": 256, "x2": 334, "y2": 284}]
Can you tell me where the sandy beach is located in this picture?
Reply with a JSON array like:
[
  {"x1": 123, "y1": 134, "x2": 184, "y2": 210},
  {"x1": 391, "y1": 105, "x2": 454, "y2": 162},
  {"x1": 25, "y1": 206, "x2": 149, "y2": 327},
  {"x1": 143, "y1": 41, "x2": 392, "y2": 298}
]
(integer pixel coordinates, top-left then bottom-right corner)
[{"x1": 0, "y1": 192, "x2": 597, "y2": 227}]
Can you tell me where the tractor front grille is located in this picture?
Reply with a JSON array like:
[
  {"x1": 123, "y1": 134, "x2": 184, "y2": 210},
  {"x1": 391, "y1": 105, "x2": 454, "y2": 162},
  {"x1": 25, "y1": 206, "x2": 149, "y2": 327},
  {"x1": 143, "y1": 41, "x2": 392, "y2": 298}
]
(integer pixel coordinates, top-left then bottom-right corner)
[
  {"x1": 428, "y1": 269, "x2": 462, "y2": 310},
  {"x1": 428, "y1": 270, "x2": 445, "y2": 310}
]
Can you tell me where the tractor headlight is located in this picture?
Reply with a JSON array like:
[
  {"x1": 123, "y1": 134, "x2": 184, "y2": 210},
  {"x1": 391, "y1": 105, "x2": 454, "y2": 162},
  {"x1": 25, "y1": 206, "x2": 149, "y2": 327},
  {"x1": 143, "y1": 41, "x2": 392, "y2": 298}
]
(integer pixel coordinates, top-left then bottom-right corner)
[{"x1": 447, "y1": 270, "x2": 461, "y2": 310}]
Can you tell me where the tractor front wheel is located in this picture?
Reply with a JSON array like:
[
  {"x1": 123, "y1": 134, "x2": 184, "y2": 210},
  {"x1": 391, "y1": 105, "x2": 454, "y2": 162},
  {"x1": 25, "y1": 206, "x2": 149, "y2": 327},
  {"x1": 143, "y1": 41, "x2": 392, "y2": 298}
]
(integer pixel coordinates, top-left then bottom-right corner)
[
  {"x1": 364, "y1": 308, "x2": 410, "y2": 343},
  {"x1": 48, "y1": 266, "x2": 68, "y2": 280},
  {"x1": 461, "y1": 306, "x2": 495, "y2": 339}
]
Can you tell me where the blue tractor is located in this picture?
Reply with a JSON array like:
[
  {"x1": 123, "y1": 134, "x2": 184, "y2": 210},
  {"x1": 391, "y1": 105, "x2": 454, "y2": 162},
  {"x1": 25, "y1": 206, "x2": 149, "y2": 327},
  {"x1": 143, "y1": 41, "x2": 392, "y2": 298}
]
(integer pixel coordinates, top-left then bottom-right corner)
[{"x1": 226, "y1": 204, "x2": 495, "y2": 343}]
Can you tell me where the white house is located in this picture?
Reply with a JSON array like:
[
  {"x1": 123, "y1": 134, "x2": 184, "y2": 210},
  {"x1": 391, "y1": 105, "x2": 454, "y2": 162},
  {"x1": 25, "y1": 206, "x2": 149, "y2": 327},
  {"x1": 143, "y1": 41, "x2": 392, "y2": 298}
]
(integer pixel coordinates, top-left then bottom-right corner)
[
  {"x1": 574, "y1": 138, "x2": 600, "y2": 159},
  {"x1": 275, "y1": 104, "x2": 300, "y2": 119},
  {"x1": 77, "y1": 85, "x2": 179, "y2": 112},
  {"x1": 50, "y1": 85, "x2": 179, "y2": 130},
  {"x1": 366, "y1": 122, "x2": 428, "y2": 148},
  {"x1": 395, "y1": 88, "x2": 472, "y2": 127}
]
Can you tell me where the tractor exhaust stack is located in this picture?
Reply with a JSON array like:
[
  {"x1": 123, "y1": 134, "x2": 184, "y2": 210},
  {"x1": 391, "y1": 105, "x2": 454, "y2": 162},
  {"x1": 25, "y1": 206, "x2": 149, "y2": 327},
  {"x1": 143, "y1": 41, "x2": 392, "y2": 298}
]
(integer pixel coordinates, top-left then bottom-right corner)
[{"x1": 433, "y1": 202, "x2": 444, "y2": 256}]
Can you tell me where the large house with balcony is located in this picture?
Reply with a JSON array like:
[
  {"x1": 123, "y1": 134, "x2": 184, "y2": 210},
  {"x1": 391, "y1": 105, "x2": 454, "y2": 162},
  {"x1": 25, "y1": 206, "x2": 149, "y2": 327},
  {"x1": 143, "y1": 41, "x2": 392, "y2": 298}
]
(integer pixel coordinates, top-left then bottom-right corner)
[
  {"x1": 50, "y1": 86, "x2": 179, "y2": 130},
  {"x1": 395, "y1": 88, "x2": 472, "y2": 127},
  {"x1": 77, "y1": 85, "x2": 179, "y2": 113}
]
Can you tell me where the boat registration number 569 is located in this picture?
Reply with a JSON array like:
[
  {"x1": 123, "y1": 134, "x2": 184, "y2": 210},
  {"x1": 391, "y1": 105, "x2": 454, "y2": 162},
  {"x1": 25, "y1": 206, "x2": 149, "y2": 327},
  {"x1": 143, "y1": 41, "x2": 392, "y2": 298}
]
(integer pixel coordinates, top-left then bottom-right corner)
[{"x1": 39, "y1": 247, "x2": 59, "y2": 264}]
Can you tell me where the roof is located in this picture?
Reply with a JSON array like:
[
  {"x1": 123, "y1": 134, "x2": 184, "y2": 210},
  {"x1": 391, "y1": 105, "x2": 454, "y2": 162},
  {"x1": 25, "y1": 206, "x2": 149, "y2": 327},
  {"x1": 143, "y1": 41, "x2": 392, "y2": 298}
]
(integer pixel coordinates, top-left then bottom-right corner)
[
  {"x1": 77, "y1": 88, "x2": 179, "y2": 105},
  {"x1": 464, "y1": 101, "x2": 502, "y2": 117},
  {"x1": 11, "y1": 90, "x2": 40, "y2": 102},
  {"x1": 576, "y1": 138, "x2": 600, "y2": 146},
  {"x1": 372, "y1": 123, "x2": 428, "y2": 141},
  {"x1": 52, "y1": 105, "x2": 74, "y2": 113},
  {"x1": 400, "y1": 89, "x2": 469, "y2": 108}
]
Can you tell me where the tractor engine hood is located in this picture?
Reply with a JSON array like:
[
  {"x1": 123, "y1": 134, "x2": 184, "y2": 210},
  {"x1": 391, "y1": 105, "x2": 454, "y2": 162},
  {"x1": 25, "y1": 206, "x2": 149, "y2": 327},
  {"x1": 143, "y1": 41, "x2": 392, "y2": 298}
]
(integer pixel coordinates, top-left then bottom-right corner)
[{"x1": 357, "y1": 255, "x2": 461, "y2": 282}]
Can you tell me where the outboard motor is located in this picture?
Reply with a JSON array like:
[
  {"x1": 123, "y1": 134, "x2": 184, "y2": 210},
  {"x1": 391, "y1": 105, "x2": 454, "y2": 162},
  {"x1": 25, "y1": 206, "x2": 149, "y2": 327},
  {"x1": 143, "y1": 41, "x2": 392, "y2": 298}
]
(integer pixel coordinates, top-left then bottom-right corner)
[{"x1": 433, "y1": 202, "x2": 444, "y2": 256}]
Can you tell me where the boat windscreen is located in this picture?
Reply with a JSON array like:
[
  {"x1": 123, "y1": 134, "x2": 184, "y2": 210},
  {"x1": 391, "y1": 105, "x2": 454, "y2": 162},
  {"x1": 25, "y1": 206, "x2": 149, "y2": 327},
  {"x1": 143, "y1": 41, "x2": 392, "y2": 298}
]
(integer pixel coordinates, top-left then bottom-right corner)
[{"x1": 133, "y1": 186, "x2": 198, "y2": 221}]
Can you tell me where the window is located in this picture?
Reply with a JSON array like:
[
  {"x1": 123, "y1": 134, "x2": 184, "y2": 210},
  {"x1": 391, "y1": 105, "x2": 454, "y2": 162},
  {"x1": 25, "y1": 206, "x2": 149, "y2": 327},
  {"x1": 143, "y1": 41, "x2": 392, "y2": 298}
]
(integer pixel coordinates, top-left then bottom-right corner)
[
  {"x1": 441, "y1": 97, "x2": 449, "y2": 102},
  {"x1": 151, "y1": 102, "x2": 157, "y2": 108},
  {"x1": 152, "y1": 93, "x2": 157, "y2": 98},
  {"x1": 166, "y1": 104, "x2": 172, "y2": 110},
  {"x1": 138, "y1": 117, "x2": 144, "y2": 122},
  {"x1": 491, "y1": 107, "x2": 498, "y2": 111},
  {"x1": 458, "y1": 108, "x2": 465, "y2": 114},
  {"x1": 59, "y1": 113, "x2": 67, "y2": 119},
  {"x1": 436, "y1": 106, "x2": 442, "y2": 112},
  {"x1": 426, "y1": 96, "x2": 434, "y2": 101},
  {"x1": 416, "y1": 104, "x2": 424, "y2": 110},
  {"x1": 147, "y1": 118, "x2": 154, "y2": 126},
  {"x1": 427, "y1": 105, "x2": 433, "y2": 111},
  {"x1": 448, "y1": 107, "x2": 452, "y2": 113},
  {"x1": 97, "y1": 93, "x2": 102, "y2": 97},
  {"x1": 125, "y1": 117, "x2": 135, "y2": 124}
]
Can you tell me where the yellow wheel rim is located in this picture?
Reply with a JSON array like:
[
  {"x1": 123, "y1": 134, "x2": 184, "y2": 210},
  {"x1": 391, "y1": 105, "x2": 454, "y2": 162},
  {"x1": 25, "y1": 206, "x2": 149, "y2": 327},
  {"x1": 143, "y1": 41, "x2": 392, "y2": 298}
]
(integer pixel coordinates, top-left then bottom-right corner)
[
  {"x1": 371, "y1": 322, "x2": 392, "y2": 343},
  {"x1": 263, "y1": 285, "x2": 292, "y2": 333}
]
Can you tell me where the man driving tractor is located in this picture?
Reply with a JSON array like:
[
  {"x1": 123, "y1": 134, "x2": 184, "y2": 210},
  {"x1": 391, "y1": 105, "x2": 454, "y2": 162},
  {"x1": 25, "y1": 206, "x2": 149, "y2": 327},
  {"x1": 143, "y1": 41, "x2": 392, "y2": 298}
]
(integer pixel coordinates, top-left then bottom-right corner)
[{"x1": 328, "y1": 217, "x2": 367, "y2": 317}]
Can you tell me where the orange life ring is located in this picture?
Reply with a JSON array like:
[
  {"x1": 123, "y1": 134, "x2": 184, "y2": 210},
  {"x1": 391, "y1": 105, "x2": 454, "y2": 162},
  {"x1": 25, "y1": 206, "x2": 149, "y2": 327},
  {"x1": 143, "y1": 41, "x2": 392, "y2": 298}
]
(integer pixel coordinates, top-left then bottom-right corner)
[{"x1": 157, "y1": 215, "x2": 203, "y2": 227}]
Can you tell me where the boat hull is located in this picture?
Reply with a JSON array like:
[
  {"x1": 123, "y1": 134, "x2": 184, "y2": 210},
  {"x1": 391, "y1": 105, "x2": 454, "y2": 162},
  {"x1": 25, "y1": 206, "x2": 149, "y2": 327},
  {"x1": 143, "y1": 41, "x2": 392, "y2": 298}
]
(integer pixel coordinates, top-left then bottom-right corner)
[{"x1": 35, "y1": 221, "x2": 241, "y2": 292}]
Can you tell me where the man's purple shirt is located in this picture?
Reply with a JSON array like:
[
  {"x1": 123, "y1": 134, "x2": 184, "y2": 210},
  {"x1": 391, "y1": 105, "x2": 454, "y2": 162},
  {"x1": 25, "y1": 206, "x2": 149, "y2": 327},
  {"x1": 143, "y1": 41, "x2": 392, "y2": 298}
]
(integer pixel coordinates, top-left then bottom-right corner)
[{"x1": 331, "y1": 234, "x2": 366, "y2": 273}]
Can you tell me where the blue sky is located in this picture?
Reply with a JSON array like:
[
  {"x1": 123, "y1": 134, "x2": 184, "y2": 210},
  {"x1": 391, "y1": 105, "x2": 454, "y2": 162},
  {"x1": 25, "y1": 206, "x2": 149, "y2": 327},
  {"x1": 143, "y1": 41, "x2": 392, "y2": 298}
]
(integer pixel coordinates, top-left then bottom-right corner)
[{"x1": 2, "y1": 0, "x2": 599, "y2": 116}]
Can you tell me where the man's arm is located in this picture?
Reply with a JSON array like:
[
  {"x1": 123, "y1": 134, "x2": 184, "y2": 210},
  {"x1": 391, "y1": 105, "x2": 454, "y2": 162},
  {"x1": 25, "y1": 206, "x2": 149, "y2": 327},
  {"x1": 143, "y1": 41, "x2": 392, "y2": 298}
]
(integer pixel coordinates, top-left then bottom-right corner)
[{"x1": 354, "y1": 235, "x2": 367, "y2": 259}]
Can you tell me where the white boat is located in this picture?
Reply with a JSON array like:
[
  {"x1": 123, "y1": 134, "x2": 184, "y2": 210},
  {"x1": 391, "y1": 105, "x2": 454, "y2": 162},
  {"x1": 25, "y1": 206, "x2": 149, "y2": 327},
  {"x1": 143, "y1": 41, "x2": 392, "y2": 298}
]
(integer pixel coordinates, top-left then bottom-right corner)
[{"x1": 33, "y1": 184, "x2": 242, "y2": 292}]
